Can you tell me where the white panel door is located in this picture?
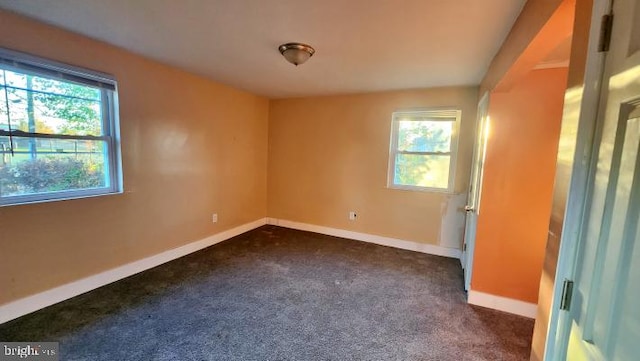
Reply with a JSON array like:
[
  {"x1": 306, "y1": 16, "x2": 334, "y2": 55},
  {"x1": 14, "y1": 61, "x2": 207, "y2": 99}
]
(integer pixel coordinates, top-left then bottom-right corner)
[
  {"x1": 559, "y1": 0, "x2": 640, "y2": 359},
  {"x1": 462, "y1": 92, "x2": 489, "y2": 291}
]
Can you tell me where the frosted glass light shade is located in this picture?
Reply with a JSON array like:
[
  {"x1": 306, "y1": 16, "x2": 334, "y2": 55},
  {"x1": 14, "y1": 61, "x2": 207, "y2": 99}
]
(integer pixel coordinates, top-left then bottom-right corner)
[{"x1": 278, "y1": 43, "x2": 315, "y2": 66}]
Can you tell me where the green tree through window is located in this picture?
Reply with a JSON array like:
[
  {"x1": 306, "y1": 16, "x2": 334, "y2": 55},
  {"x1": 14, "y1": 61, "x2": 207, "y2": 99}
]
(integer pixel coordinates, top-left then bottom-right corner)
[
  {"x1": 388, "y1": 110, "x2": 460, "y2": 191},
  {"x1": 0, "y1": 47, "x2": 120, "y2": 205}
]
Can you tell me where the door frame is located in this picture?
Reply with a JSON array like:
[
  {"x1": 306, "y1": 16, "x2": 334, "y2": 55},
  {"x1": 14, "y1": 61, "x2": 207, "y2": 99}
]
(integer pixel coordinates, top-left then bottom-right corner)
[
  {"x1": 544, "y1": 0, "x2": 612, "y2": 358},
  {"x1": 462, "y1": 91, "x2": 490, "y2": 291}
]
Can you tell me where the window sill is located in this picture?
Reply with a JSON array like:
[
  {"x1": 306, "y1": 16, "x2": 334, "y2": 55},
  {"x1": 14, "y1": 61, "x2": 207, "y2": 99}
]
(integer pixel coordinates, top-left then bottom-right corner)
[
  {"x1": 387, "y1": 184, "x2": 455, "y2": 194},
  {"x1": 0, "y1": 189, "x2": 124, "y2": 207}
]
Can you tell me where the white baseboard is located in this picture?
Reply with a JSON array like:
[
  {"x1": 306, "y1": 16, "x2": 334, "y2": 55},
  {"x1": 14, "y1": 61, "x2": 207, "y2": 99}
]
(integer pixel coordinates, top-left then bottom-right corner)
[
  {"x1": 468, "y1": 289, "x2": 538, "y2": 318},
  {"x1": 5, "y1": 217, "x2": 530, "y2": 324},
  {"x1": 0, "y1": 218, "x2": 268, "y2": 324},
  {"x1": 267, "y1": 218, "x2": 461, "y2": 259}
]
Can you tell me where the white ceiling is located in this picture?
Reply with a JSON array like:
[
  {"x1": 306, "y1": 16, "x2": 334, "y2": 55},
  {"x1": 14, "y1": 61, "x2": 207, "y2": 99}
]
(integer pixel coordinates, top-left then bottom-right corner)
[{"x1": 0, "y1": 0, "x2": 526, "y2": 99}]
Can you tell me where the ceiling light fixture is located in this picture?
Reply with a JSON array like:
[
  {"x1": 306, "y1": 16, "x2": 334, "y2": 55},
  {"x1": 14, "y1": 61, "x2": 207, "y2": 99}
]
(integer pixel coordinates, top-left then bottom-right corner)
[{"x1": 278, "y1": 42, "x2": 315, "y2": 66}]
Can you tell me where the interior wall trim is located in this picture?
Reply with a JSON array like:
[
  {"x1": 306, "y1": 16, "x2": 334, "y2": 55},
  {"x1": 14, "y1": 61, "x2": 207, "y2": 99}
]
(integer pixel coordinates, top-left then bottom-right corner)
[
  {"x1": 468, "y1": 289, "x2": 538, "y2": 318},
  {"x1": 267, "y1": 218, "x2": 462, "y2": 259},
  {"x1": 0, "y1": 218, "x2": 268, "y2": 324}
]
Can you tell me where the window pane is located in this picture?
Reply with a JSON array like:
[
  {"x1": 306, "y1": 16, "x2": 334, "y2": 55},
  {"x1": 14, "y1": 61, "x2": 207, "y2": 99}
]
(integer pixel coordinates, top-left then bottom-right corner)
[
  {"x1": 397, "y1": 120, "x2": 452, "y2": 152},
  {"x1": 0, "y1": 83, "x2": 7, "y2": 131},
  {"x1": 31, "y1": 75, "x2": 101, "y2": 101},
  {"x1": 394, "y1": 154, "x2": 450, "y2": 189},
  {"x1": 0, "y1": 68, "x2": 103, "y2": 136},
  {"x1": 0, "y1": 136, "x2": 109, "y2": 197}
]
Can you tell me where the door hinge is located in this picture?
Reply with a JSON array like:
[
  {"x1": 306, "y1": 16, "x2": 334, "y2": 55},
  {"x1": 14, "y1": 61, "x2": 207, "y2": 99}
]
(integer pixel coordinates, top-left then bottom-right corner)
[
  {"x1": 560, "y1": 279, "x2": 574, "y2": 311},
  {"x1": 598, "y1": 13, "x2": 614, "y2": 52}
]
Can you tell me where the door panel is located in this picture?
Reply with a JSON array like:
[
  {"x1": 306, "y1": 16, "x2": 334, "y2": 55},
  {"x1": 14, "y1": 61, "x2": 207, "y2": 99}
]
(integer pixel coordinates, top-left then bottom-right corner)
[
  {"x1": 611, "y1": 196, "x2": 640, "y2": 360},
  {"x1": 568, "y1": 106, "x2": 640, "y2": 359},
  {"x1": 561, "y1": 0, "x2": 640, "y2": 359},
  {"x1": 462, "y1": 92, "x2": 489, "y2": 291}
]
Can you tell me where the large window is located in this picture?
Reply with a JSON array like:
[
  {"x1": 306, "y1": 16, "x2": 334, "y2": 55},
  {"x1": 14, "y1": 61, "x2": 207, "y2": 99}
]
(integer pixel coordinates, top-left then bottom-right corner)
[
  {"x1": 388, "y1": 109, "x2": 461, "y2": 192},
  {"x1": 0, "y1": 48, "x2": 121, "y2": 206}
]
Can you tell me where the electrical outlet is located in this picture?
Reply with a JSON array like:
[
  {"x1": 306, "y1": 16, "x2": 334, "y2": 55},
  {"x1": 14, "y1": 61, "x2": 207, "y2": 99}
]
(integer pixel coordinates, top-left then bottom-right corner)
[
  {"x1": 212, "y1": 213, "x2": 218, "y2": 223},
  {"x1": 349, "y1": 211, "x2": 357, "y2": 221}
]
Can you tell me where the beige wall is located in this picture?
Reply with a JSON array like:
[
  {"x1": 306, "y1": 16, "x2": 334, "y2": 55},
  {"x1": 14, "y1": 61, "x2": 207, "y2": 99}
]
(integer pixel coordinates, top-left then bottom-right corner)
[
  {"x1": 0, "y1": 10, "x2": 269, "y2": 305},
  {"x1": 267, "y1": 87, "x2": 478, "y2": 247}
]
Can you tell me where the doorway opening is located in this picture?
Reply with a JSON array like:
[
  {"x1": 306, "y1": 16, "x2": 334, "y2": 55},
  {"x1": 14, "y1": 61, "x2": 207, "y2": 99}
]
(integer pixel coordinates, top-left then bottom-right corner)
[{"x1": 462, "y1": 2, "x2": 576, "y2": 358}]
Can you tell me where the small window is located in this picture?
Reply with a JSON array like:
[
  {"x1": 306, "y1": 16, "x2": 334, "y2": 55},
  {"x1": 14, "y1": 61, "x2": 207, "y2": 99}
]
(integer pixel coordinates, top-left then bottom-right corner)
[
  {"x1": 388, "y1": 109, "x2": 461, "y2": 192},
  {"x1": 0, "y1": 48, "x2": 121, "y2": 206}
]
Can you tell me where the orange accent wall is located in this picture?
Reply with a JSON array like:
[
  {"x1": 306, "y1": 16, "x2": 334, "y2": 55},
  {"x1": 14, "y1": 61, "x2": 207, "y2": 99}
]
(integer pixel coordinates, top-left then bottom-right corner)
[
  {"x1": 480, "y1": 0, "x2": 567, "y2": 94},
  {"x1": 471, "y1": 67, "x2": 568, "y2": 303}
]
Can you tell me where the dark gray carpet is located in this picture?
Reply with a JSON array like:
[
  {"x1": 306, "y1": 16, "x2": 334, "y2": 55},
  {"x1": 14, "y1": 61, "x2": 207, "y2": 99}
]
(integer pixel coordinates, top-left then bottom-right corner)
[{"x1": 0, "y1": 225, "x2": 534, "y2": 360}]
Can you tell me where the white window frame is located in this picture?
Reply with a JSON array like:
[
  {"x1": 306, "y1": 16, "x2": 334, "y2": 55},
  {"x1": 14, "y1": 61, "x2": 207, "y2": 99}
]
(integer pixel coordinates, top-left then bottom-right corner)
[
  {"x1": 387, "y1": 108, "x2": 461, "y2": 193},
  {"x1": 0, "y1": 47, "x2": 122, "y2": 206}
]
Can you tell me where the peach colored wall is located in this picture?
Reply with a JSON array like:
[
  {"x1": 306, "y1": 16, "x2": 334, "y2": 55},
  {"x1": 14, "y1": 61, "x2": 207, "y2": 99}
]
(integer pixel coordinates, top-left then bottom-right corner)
[
  {"x1": 471, "y1": 67, "x2": 568, "y2": 303},
  {"x1": 530, "y1": 0, "x2": 592, "y2": 360},
  {"x1": 0, "y1": 10, "x2": 269, "y2": 305},
  {"x1": 268, "y1": 87, "x2": 478, "y2": 247}
]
